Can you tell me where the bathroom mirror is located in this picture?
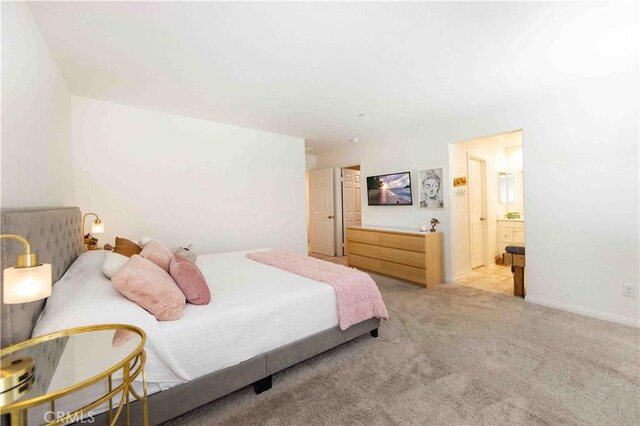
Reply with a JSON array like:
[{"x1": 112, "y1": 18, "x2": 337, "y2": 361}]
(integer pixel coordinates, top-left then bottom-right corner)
[{"x1": 498, "y1": 172, "x2": 516, "y2": 204}]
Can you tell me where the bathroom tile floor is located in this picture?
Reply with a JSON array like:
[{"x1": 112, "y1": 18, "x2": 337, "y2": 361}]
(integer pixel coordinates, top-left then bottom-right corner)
[{"x1": 456, "y1": 264, "x2": 515, "y2": 296}]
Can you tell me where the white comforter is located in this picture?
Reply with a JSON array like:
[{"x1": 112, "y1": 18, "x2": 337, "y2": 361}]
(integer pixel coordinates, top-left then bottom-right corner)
[{"x1": 33, "y1": 249, "x2": 338, "y2": 389}]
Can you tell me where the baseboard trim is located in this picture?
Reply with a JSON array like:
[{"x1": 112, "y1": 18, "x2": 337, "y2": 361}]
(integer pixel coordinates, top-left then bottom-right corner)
[
  {"x1": 525, "y1": 296, "x2": 639, "y2": 328},
  {"x1": 453, "y1": 269, "x2": 471, "y2": 281}
]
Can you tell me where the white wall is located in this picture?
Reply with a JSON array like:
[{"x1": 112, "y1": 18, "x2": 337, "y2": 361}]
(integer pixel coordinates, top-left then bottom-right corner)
[
  {"x1": 71, "y1": 96, "x2": 307, "y2": 255},
  {"x1": 1, "y1": 2, "x2": 74, "y2": 207},
  {"x1": 505, "y1": 146, "x2": 523, "y2": 171},
  {"x1": 304, "y1": 155, "x2": 316, "y2": 243},
  {"x1": 305, "y1": 154, "x2": 317, "y2": 171},
  {"x1": 317, "y1": 142, "x2": 452, "y2": 273},
  {"x1": 316, "y1": 67, "x2": 639, "y2": 326}
]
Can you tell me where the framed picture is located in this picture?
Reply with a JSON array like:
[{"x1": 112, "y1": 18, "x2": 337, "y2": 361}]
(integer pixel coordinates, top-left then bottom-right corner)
[{"x1": 418, "y1": 168, "x2": 444, "y2": 209}]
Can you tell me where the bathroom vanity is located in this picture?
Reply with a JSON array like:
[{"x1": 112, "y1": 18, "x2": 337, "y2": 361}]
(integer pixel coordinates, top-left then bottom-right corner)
[{"x1": 497, "y1": 219, "x2": 525, "y2": 256}]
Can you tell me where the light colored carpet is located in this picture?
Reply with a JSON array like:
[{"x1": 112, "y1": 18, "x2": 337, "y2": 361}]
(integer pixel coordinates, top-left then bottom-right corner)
[{"x1": 163, "y1": 274, "x2": 639, "y2": 426}]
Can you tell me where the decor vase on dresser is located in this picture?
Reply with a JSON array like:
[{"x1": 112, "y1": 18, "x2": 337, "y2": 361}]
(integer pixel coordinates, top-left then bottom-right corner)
[{"x1": 346, "y1": 225, "x2": 444, "y2": 287}]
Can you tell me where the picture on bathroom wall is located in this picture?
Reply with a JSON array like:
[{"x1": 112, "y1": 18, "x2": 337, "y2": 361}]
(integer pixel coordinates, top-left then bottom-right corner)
[{"x1": 418, "y1": 168, "x2": 444, "y2": 209}]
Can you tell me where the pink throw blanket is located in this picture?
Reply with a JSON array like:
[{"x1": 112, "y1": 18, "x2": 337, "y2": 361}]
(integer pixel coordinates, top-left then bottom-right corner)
[{"x1": 247, "y1": 250, "x2": 388, "y2": 330}]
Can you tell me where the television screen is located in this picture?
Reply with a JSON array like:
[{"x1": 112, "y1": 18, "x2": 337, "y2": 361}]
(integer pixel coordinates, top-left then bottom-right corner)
[{"x1": 367, "y1": 172, "x2": 412, "y2": 205}]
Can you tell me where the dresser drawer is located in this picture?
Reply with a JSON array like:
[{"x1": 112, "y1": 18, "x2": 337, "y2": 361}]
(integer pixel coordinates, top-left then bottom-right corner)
[
  {"x1": 380, "y1": 247, "x2": 426, "y2": 268},
  {"x1": 379, "y1": 233, "x2": 425, "y2": 253},
  {"x1": 499, "y1": 228, "x2": 513, "y2": 243},
  {"x1": 380, "y1": 261, "x2": 426, "y2": 285},
  {"x1": 348, "y1": 254, "x2": 381, "y2": 272},
  {"x1": 348, "y1": 242, "x2": 380, "y2": 259},
  {"x1": 347, "y1": 229, "x2": 380, "y2": 245}
]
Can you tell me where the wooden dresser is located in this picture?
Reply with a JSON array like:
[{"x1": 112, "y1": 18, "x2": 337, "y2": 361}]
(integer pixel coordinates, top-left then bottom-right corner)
[{"x1": 346, "y1": 225, "x2": 444, "y2": 288}]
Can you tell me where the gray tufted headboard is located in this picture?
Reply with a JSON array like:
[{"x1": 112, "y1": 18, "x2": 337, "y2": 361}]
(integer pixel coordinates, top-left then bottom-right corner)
[{"x1": 1, "y1": 207, "x2": 83, "y2": 348}]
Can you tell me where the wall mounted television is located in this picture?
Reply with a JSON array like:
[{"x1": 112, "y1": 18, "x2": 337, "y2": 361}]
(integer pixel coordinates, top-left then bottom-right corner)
[{"x1": 366, "y1": 171, "x2": 413, "y2": 205}]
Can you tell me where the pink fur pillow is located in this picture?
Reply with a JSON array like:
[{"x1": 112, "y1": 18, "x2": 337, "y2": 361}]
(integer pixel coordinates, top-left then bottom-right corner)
[
  {"x1": 140, "y1": 240, "x2": 172, "y2": 272},
  {"x1": 112, "y1": 255, "x2": 185, "y2": 320},
  {"x1": 169, "y1": 255, "x2": 211, "y2": 305}
]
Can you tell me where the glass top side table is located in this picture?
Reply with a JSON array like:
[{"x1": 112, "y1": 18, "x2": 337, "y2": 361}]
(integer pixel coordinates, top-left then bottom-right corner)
[{"x1": 0, "y1": 324, "x2": 147, "y2": 426}]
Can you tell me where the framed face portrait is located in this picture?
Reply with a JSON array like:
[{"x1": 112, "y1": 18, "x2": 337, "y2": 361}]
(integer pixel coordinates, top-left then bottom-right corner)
[{"x1": 418, "y1": 168, "x2": 444, "y2": 209}]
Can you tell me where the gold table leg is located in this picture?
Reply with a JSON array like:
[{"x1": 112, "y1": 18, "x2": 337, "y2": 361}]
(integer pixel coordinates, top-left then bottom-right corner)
[
  {"x1": 141, "y1": 355, "x2": 148, "y2": 426},
  {"x1": 108, "y1": 374, "x2": 113, "y2": 424}
]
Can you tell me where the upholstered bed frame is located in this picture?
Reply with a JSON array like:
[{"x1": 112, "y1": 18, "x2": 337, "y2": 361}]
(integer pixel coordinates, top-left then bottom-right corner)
[
  {"x1": 0, "y1": 207, "x2": 379, "y2": 425},
  {"x1": 0, "y1": 207, "x2": 84, "y2": 348}
]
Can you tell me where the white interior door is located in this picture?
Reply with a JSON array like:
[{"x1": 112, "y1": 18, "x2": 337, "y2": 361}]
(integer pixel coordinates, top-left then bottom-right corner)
[
  {"x1": 309, "y1": 168, "x2": 335, "y2": 256},
  {"x1": 342, "y1": 169, "x2": 362, "y2": 255},
  {"x1": 468, "y1": 158, "x2": 485, "y2": 268}
]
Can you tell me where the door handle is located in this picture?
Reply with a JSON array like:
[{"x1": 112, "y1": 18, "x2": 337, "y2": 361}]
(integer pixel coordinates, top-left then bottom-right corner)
[
  {"x1": 328, "y1": 215, "x2": 335, "y2": 219},
  {"x1": 480, "y1": 217, "x2": 486, "y2": 221}
]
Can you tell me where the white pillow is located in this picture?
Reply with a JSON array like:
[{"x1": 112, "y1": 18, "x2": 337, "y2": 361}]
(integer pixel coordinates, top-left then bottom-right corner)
[
  {"x1": 102, "y1": 251, "x2": 129, "y2": 279},
  {"x1": 138, "y1": 236, "x2": 156, "y2": 247},
  {"x1": 139, "y1": 236, "x2": 171, "y2": 251}
]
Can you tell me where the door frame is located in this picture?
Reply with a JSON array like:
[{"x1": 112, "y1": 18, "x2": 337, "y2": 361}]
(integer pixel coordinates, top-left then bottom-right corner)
[
  {"x1": 449, "y1": 129, "x2": 524, "y2": 282},
  {"x1": 467, "y1": 155, "x2": 488, "y2": 269}
]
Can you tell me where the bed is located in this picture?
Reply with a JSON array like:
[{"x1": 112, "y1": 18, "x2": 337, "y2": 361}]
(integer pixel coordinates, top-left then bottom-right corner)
[{"x1": 0, "y1": 207, "x2": 380, "y2": 425}]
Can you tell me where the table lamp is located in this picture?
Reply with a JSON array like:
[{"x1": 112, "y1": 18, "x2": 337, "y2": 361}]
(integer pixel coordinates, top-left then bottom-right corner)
[
  {"x1": 82, "y1": 212, "x2": 105, "y2": 236},
  {"x1": 1, "y1": 234, "x2": 52, "y2": 304}
]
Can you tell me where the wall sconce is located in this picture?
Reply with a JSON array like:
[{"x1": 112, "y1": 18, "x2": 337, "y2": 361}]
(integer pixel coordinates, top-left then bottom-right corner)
[
  {"x1": 82, "y1": 212, "x2": 105, "y2": 236},
  {"x1": 1, "y1": 234, "x2": 52, "y2": 304}
]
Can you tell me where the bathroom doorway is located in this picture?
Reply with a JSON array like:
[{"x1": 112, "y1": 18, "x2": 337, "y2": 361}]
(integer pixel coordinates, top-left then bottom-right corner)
[{"x1": 449, "y1": 130, "x2": 525, "y2": 296}]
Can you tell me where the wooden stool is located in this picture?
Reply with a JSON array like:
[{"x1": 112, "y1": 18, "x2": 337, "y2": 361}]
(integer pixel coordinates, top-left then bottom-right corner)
[{"x1": 503, "y1": 246, "x2": 525, "y2": 297}]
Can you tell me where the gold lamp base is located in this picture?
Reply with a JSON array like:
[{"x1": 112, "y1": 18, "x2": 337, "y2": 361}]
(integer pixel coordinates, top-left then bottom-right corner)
[
  {"x1": 16, "y1": 253, "x2": 38, "y2": 268},
  {"x1": 0, "y1": 356, "x2": 34, "y2": 405}
]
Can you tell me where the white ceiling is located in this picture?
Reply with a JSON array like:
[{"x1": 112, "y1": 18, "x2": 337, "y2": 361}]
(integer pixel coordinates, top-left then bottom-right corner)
[{"x1": 27, "y1": 2, "x2": 638, "y2": 153}]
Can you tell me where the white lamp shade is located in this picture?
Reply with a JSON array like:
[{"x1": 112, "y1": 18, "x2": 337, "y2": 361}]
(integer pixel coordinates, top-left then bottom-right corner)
[
  {"x1": 3, "y1": 264, "x2": 52, "y2": 304},
  {"x1": 91, "y1": 221, "x2": 105, "y2": 234}
]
